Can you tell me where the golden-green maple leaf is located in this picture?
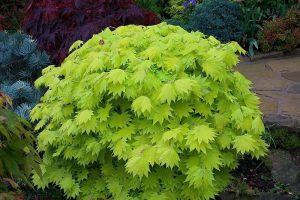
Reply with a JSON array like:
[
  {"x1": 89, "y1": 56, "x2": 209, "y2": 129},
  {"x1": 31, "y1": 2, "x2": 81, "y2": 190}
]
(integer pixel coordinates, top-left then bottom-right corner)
[
  {"x1": 172, "y1": 101, "x2": 193, "y2": 119},
  {"x1": 142, "y1": 47, "x2": 161, "y2": 60},
  {"x1": 157, "y1": 143, "x2": 180, "y2": 168},
  {"x1": 107, "y1": 83, "x2": 126, "y2": 96},
  {"x1": 221, "y1": 152, "x2": 237, "y2": 168},
  {"x1": 109, "y1": 113, "x2": 130, "y2": 128},
  {"x1": 201, "y1": 60, "x2": 225, "y2": 81},
  {"x1": 157, "y1": 83, "x2": 177, "y2": 104},
  {"x1": 231, "y1": 108, "x2": 244, "y2": 123},
  {"x1": 194, "y1": 102, "x2": 212, "y2": 117},
  {"x1": 217, "y1": 129, "x2": 235, "y2": 149},
  {"x1": 162, "y1": 127, "x2": 184, "y2": 142},
  {"x1": 174, "y1": 78, "x2": 196, "y2": 97},
  {"x1": 112, "y1": 126, "x2": 135, "y2": 141},
  {"x1": 75, "y1": 110, "x2": 94, "y2": 124},
  {"x1": 200, "y1": 149, "x2": 222, "y2": 170},
  {"x1": 111, "y1": 139, "x2": 130, "y2": 159},
  {"x1": 132, "y1": 96, "x2": 152, "y2": 116},
  {"x1": 233, "y1": 134, "x2": 257, "y2": 154},
  {"x1": 151, "y1": 104, "x2": 173, "y2": 124},
  {"x1": 187, "y1": 125, "x2": 216, "y2": 144},
  {"x1": 107, "y1": 69, "x2": 127, "y2": 84},
  {"x1": 126, "y1": 146, "x2": 156, "y2": 178},
  {"x1": 244, "y1": 93, "x2": 260, "y2": 109},
  {"x1": 252, "y1": 116, "x2": 265, "y2": 134},
  {"x1": 185, "y1": 166, "x2": 214, "y2": 188},
  {"x1": 163, "y1": 57, "x2": 181, "y2": 71},
  {"x1": 250, "y1": 138, "x2": 268, "y2": 159},
  {"x1": 97, "y1": 104, "x2": 112, "y2": 122},
  {"x1": 69, "y1": 40, "x2": 83, "y2": 52}
]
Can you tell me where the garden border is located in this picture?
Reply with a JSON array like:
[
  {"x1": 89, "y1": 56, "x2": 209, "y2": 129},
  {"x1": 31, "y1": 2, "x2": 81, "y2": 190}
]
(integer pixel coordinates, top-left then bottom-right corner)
[{"x1": 241, "y1": 48, "x2": 300, "y2": 62}]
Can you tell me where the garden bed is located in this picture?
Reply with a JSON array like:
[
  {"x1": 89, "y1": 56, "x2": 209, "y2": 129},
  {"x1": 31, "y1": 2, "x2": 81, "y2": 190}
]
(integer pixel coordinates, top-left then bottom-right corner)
[{"x1": 0, "y1": 0, "x2": 299, "y2": 199}]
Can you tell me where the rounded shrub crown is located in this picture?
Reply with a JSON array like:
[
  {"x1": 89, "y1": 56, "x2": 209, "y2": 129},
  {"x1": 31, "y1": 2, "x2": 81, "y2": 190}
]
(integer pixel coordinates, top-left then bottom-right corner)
[{"x1": 32, "y1": 23, "x2": 267, "y2": 199}]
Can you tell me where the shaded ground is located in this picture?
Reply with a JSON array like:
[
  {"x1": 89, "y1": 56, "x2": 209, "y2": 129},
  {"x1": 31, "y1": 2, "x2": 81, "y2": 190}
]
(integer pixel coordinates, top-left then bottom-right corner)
[{"x1": 216, "y1": 150, "x2": 300, "y2": 200}]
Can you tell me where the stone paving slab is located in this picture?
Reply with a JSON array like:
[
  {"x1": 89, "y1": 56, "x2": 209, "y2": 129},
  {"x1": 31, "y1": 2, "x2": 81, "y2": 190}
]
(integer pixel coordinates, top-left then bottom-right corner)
[
  {"x1": 269, "y1": 149, "x2": 300, "y2": 196},
  {"x1": 237, "y1": 56, "x2": 300, "y2": 129}
]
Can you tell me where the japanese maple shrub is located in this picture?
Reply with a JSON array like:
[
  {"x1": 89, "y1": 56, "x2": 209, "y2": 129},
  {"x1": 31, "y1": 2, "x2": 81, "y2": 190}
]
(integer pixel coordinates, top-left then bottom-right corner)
[
  {"x1": 22, "y1": 0, "x2": 160, "y2": 64},
  {"x1": 31, "y1": 23, "x2": 268, "y2": 199},
  {"x1": 0, "y1": 32, "x2": 50, "y2": 119},
  {"x1": 0, "y1": 92, "x2": 40, "y2": 189}
]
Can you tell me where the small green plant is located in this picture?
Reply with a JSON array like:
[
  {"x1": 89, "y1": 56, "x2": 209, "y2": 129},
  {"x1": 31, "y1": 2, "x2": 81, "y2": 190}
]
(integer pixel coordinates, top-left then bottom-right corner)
[
  {"x1": 231, "y1": 178, "x2": 251, "y2": 197},
  {"x1": 32, "y1": 23, "x2": 267, "y2": 199},
  {"x1": 270, "y1": 128, "x2": 300, "y2": 150},
  {"x1": 135, "y1": 0, "x2": 163, "y2": 15},
  {"x1": 262, "y1": 129, "x2": 276, "y2": 148},
  {"x1": 270, "y1": 182, "x2": 291, "y2": 194},
  {"x1": 0, "y1": 91, "x2": 41, "y2": 189}
]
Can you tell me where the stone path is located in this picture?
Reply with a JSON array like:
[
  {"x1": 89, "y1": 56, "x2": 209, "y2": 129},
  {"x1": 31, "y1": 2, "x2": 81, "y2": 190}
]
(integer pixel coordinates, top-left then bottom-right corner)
[
  {"x1": 237, "y1": 56, "x2": 300, "y2": 129},
  {"x1": 269, "y1": 149, "x2": 300, "y2": 196}
]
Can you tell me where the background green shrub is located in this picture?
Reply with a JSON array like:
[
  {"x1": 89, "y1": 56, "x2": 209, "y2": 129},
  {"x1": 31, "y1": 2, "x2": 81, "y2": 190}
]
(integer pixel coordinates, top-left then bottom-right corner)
[
  {"x1": 0, "y1": 32, "x2": 50, "y2": 119},
  {"x1": 164, "y1": 0, "x2": 199, "y2": 20},
  {"x1": 186, "y1": 0, "x2": 244, "y2": 43},
  {"x1": 165, "y1": 0, "x2": 186, "y2": 19},
  {"x1": 31, "y1": 23, "x2": 267, "y2": 199},
  {"x1": 135, "y1": 0, "x2": 199, "y2": 20},
  {"x1": 257, "y1": 9, "x2": 300, "y2": 52},
  {"x1": 135, "y1": 0, "x2": 164, "y2": 15}
]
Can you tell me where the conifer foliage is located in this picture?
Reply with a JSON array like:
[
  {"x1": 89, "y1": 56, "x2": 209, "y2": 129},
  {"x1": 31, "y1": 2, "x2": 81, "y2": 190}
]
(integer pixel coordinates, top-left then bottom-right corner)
[
  {"x1": 0, "y1": 32, "x2": 50, "y2": 119},
  {"x1": 22, "y1": 0, "x2": 160, "y2": 64},
  {"x1": 31, "y1": 23, "x2": 268, "y2": 199},
  {"x1": 186, "y1": 0, "x2": 244, "y2": 43}
]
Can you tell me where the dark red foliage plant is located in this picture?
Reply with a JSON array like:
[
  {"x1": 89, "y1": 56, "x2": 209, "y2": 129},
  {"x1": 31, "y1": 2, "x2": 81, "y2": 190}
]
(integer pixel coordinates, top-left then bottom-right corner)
[
  {"x1": 257, "y1": 9, "x2": 300, "y2": 53},
  {"x1": 0, "y1": 16, "x2": 4, "y2": 31},
  {"x1": 22, "y1": 0, "x2": 160, "y2": 64}
]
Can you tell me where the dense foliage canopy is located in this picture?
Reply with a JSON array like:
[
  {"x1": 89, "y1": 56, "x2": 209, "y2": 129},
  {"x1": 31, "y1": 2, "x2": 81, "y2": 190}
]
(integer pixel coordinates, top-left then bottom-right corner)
[
  {"x1": 22, "y1": 0, "x2": 160, "y2": 64},
  {"x1": 32, "y1": 23, "x2": 267, "y2": 199}
]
